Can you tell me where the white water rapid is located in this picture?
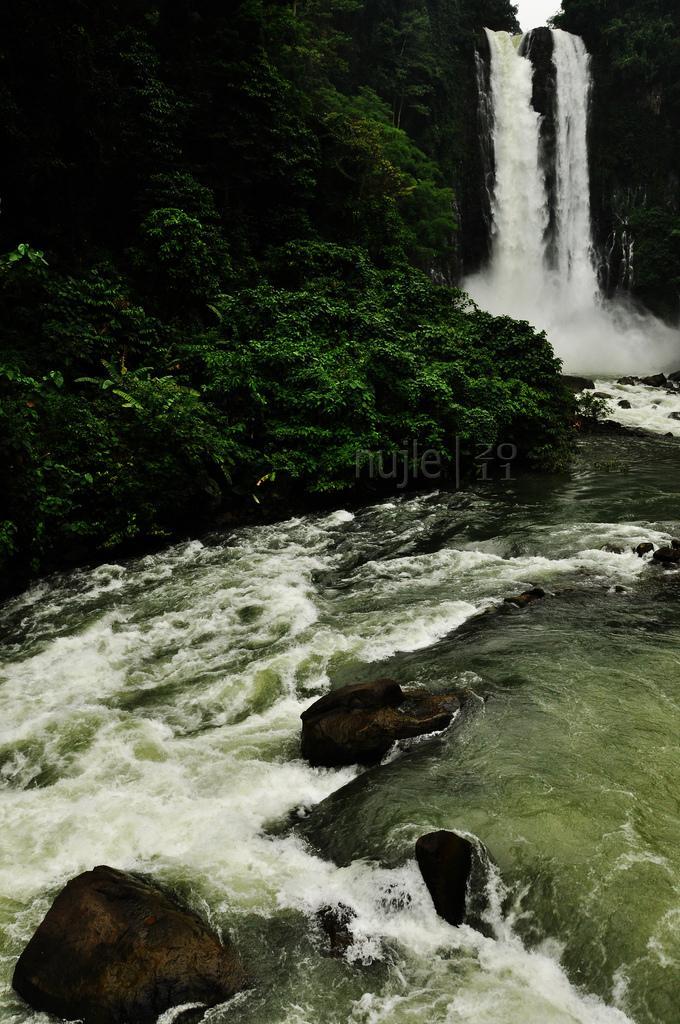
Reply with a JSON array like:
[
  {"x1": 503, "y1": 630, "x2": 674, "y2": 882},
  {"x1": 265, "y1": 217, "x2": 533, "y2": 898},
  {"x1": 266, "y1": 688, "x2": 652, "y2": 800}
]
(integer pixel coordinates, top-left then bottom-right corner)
[{"x1": 466, "y1": 28, "x2": 680, "y2": 376}]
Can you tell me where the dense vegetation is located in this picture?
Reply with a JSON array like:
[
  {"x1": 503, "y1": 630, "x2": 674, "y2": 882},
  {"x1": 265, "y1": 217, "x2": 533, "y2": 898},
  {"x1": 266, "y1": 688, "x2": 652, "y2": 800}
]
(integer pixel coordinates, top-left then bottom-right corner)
[
  {"x1": 0, "y1": 0, "x2": 574, "y2": 591},
  {"x1": 556, "y1": 0, "x2": 680, "y2": 319}
]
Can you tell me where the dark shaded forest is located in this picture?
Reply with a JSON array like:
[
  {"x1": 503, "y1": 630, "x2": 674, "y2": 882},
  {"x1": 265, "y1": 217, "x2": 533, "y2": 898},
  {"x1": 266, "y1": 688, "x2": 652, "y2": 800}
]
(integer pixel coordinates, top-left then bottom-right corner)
[
  {"x1": 4, "y1": 0, "x2": 678, "y2": 592},
  {"x1": 557, "y1": 0, "x2": 680, "y2": 318},
  {"x1": 0, "y1": 0, "x2": 577, "y2": 591}
]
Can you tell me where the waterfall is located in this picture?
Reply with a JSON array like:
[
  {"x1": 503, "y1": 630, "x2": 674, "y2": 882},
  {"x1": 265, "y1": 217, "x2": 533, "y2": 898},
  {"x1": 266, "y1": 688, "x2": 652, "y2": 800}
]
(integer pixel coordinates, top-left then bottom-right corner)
[
  {"x1": 465, "y1": 28, "x2": 678, "y2": 375},
  {"x1": 483, "y1": 30, "x2": 548, "y2": 309},
  {"x1": 551, "y1": 29, "x2": 599, "y2": 305}
]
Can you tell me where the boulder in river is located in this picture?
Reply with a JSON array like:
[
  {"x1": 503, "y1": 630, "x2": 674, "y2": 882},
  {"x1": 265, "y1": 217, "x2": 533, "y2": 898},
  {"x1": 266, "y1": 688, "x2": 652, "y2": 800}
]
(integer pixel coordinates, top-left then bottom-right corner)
[
  {"x1": 667, "y1": 412, "x2": 680, "y2": 421},
  {"x1": 668, "y1": 370, "x2": 680, "y2": 382},
  {"x1": 561, "y1": 375, "x2": 595, "y2": 393},
  {"x1": 640, "y1": 374, "x2": 667, "y2": 388},
  {"x1": 652, "y1": 546, "x2": 680, "y2": 568},
  {"x1": 617, "y1": 399, "x2": 632, "y2": 409},
  {"x1": 317, "y1": 903, "x2": 355, "y2": 956},
  {"x1": 503, "y1": 586, "x2": 546, "y2": 607},
  {"x1": 617, "y1": 376, "x2": 638, "y2": 386},
  {"x1": 300, "y1": 679, "x2": 459, "y2": 767},
  {"x1": 635, "y1": 542, "x2": 655, "y2": 557},
  {"x1": 12, "y1": 866, "x2": 248, "y2": 1024},
  {"x1": 415, "y1": 830, "x2": 473, "y2": 927}
]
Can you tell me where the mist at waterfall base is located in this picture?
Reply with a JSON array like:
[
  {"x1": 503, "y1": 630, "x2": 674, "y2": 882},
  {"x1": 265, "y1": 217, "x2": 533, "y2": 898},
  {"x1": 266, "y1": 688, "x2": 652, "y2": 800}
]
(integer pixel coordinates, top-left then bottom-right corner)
[{"x1": 465, "y1": 30, "x2": 680, "y2": 377}]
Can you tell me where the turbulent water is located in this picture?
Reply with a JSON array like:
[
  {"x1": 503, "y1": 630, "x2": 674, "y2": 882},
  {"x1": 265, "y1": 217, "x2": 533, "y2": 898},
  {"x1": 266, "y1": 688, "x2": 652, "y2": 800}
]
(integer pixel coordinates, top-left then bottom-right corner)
[
  {"x1": 1, "y1": 434, "x2": 679, "y2": 1024},
  {"x1": 466, "y1": 29, "x2": 680, "y2": 376}
]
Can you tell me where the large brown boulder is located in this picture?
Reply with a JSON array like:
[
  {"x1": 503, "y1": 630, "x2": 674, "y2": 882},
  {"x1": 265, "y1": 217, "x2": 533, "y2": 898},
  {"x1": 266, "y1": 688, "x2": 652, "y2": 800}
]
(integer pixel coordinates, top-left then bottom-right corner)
[
  {"x1": 12, "y1": 866, "x2": 248, "y2": 1024},
  {"x1": 300, "y1": 679, "x2": 459, "y2": 768},
  {"x1": 652, "y1": 546, "x2": 680, "y2": 568},
  {"x1": 415, "y1": 831, "x2": 473, "y2": 926}
]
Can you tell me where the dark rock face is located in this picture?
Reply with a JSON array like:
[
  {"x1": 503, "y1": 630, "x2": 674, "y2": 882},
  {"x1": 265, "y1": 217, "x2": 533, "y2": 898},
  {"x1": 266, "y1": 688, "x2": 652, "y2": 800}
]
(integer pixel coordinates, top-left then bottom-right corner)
[
  {"x1": 640, "y1": 374, "x2": 667, "y2": 388},
  {"x1": 12, "y1": 866, "x2": 248, "y2": 1024},
  {"x1": 415, "y1": 831, "x2": 473, "y2": 926},
  {"x1": 300, "y1": 680, "x2": 459, "y2": 768},
  {"x1": 618, "y1": 399, "x2": 632, "y2": 409},
  {"x1": 669, "y1": 370, "x2": 680, "y2": 382},
  {"x1": 562, "y1": 375, "x2": 595, "y2": 393},
  {"x1": 635, "y1": 542, "x2": 655, "y2": 557},
  {"x1": 653, "y1": 546, "x2": 680, "y2": 568},
  {"x1": 617, "y1": 377, "x2": 638, "y2": 385}
]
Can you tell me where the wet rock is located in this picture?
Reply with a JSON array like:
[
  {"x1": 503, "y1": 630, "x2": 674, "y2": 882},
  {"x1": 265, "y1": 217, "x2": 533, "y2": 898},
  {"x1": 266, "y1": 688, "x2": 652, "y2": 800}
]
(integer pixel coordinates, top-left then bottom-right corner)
[
  {"x1": 503, "y1": 586, "x2": 546, "y2": 608},
  {"x1": 603, "y1": 544, "x2": 625, "y2": 554},
  {"x1": 613, "y1": 585, "x2": 626, "y2": 593},
  {"x1": 300, "y1": 680, "x2": 459, "y2": 768},
  {"x1": 617, "y1": 376, "x2": 638, "y2": 386},
  {"x1": 317, "y1": 904, "x2": 355, "y2": 956},
  {"x1": 640, "y1": 373, "x2": 667, "y2": 388},
  {"x1": 672, "y1": 539, "x2": 680, "y2": 549},
  {"x1": 592, "y1": 391, "x2": 611, "y2": 399},
  {"x1": 415, "y1": 831, "x2": 473, "y2": 927},
  {"x1": 617, "y1": 399, "x2": 632, "y2": 409},
  {"x1": 668, "y1": 370, "x2": 680, "y2": 382},
  {"x1": 561, "y1": 375, "x2": 595, "y2": 393},
  {"x1": 635, "y1": 542, "x2": 655, "y2": 557},
  {"x1": 12, "y1": 866, "x2": 248, "y2": 1024},
  {"x1": 668, "y1": 412, "x2": 680, "y2": 421},
  {"x1": 652, "y1": 547, "x2": 680, "y2": 568}
]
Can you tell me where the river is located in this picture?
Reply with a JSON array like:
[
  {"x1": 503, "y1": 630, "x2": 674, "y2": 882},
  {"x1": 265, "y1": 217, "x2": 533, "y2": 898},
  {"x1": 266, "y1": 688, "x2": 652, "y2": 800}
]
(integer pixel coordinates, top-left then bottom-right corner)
[{"x1": 1, "y1": 428, "x2": 678, "y2": 1024}]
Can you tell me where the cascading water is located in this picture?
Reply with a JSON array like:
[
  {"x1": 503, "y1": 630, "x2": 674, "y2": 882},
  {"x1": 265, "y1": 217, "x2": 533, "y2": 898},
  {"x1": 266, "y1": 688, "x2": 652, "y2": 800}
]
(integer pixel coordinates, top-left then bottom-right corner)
[
  {"x1": 482, "y1": 30, "x2": 549, "y2": 310},
  {"x1": 551, "y1": 29, "x2": 599, "y2": 305},
  {"x1": 466, "y1": 28, "x2": 679, "y2": 375}
]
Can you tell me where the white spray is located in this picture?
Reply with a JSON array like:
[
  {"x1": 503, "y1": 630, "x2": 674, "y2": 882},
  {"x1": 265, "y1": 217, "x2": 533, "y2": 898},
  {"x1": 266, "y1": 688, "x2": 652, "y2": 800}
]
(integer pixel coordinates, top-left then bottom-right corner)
[{"x1": 466, "y1": 29, "x2": 680, "y2": 376}]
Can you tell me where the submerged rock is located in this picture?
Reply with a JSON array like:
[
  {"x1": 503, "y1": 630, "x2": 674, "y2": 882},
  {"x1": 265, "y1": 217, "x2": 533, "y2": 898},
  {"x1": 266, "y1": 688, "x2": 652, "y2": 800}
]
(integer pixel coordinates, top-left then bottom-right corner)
[
  {"x1": 317, "y1": 904, "x2": 355, "y2": 956},
  {"x1": 415, "y1": 830, "x2": 473, "y2": 927},
  {"x1": 602, "y1": 544, "x2": 625, "y2": 554},
  {"x1": 12, "y1": 866, "x2": 248, "y2": 1024},
  {"x1": 640, "y1": 373, "x2": 667, "y2": 388},
  {"x1": 503, "y1": 586, "x2": 546, "y2": 608},
  {"x1": 652, "y1": 546, "x2": 680, "y2": 568},
  {"x1": 635, "y1": 542, "x2": 655, "y2": 557},
  {"x1": 618, "y1": 399, "x2": 632, "y2": 409},
  {"x1": 300, "y1": 679, "x2": 459, "y2": 768}
]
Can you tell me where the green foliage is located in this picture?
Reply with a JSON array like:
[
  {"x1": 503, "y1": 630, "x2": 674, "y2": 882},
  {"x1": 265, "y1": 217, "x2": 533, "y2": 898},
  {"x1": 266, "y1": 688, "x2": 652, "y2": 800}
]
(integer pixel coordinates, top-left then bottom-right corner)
[
  {"x1": 185, "y1": 244, "x2": 572, "y2": 493},
  {"x1": 576, "y1": 391, "x2": 612, "y2": 424},
  {"x1": 133, "y1": 208, "x2": 231, "y2": 309},
  {"x1": 0, "y1": 0, "x2": 571, "y2": 591}
]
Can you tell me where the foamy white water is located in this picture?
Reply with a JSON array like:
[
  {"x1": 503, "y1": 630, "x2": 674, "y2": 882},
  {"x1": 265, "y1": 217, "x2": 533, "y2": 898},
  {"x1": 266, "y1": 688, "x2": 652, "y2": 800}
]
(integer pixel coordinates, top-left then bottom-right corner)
[
  {"x1": 0, "y1": 489, "x2": 665, "y2": 1023},
  {"x1": 589, "y1": 380, "x2": 680, "y2": 436},
  {"x1": 552, "y1": 30, "x2": 598, "y2": 304},
  {"x1": 481, "y1": 29, "x2": 549, "y2": 310},
  {"x1": 466, "y1": 29, "x2": 680, "y2": 375}
]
